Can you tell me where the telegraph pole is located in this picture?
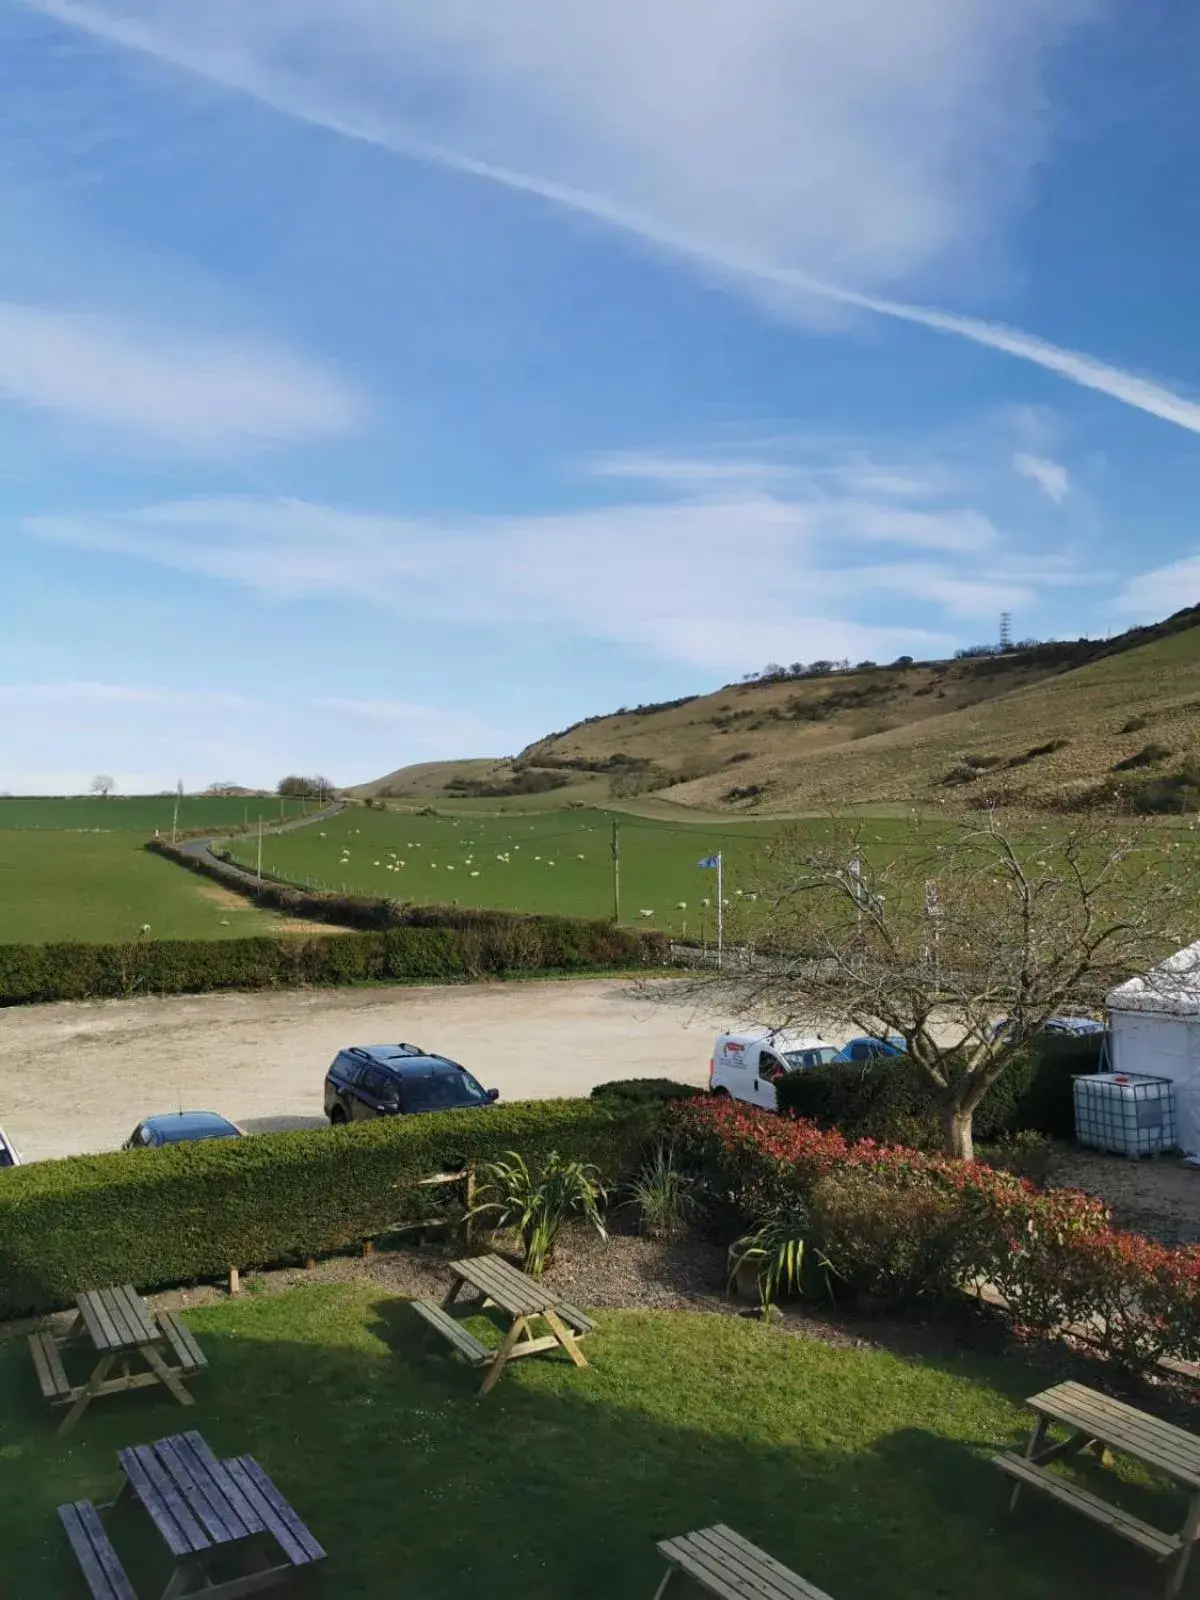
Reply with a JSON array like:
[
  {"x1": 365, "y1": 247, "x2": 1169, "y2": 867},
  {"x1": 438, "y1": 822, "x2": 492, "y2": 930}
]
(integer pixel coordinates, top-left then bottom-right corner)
[
  {"x1": 611, "y1": 817, "x2": 621, "y2": 925},
  {"x1": 171, "y1": 779, "x2": 182, "y2": 844},
  {"x1": 716, "y1": 851, "x2": 724, "y2": 969},
  {"x1": 257, "y1": 815, "x2": 264, "y2": 883}
]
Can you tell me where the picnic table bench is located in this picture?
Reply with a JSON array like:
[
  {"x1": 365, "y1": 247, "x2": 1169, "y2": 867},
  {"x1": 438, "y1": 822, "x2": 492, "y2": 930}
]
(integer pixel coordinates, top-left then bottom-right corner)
[
  {"x1": 412, "y1": 1252, "x2": 594, "y2": 1394},
  {"x1": 995, "y1": 1379, "x2": 1200, "y2": 1595},
  {"x1": 29, "y1": 1285, "x2": 206, "y2": 1433},
  {"x1": 58, "y1": 1429, "x2": 325, "y2": 1599},
  {"x1": 654, "y1": 1524, "x2": 836, "y2": 1599}
]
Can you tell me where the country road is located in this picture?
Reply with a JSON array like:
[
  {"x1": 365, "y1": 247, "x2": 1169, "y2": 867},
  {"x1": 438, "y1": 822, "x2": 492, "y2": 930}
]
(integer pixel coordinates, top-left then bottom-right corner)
[{"x1": 0, "y1": 977, "x2": 758, "y2": 1162}]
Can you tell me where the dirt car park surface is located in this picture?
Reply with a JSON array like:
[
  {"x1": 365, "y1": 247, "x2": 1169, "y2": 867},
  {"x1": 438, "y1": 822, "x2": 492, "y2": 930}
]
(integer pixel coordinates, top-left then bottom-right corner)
[{"x1": 0, "y1": 977, "x2": 750, "y2": 1162}]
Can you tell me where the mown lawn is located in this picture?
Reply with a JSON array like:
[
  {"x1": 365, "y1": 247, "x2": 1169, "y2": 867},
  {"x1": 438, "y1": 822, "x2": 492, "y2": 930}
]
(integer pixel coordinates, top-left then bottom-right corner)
[{"x1": 0, "y1": 1282, "x2": 1182, "y2": 1598}]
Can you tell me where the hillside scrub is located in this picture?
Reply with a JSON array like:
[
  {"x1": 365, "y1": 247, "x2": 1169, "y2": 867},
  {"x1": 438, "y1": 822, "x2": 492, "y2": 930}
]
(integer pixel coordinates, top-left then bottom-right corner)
[{"x1": 674, "y1": 815, "x2": 1197, "y2": 1161}]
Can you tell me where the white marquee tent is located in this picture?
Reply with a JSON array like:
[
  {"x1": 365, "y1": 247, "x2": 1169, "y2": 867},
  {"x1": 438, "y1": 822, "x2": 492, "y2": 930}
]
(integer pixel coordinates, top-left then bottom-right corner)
[{"x1": 1107, "y1": 940, "x2": 1200, "y2": 1158}]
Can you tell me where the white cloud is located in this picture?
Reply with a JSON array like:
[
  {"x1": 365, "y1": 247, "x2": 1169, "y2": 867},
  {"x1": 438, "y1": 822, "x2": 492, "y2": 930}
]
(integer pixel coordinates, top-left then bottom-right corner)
[
  {"x1": 1013, "y1": 452, "x2": 1070, "y2": 504},
  {"x1": 0, "y1": 300, "x2": 360, "y2": 446},
  {"x1": 1109, "y1": 554, "x2": 1200, "y2": 623},
  {"x1": 588, "y1": 453, "x2": 798, "y2": 492},
  {"x1": 25, "y1": 480, "x2": 1015, "y2": 673},
  {"x1": 29, "y1": 1, "x2": 1200, "y2": 439},
  {"x1": 0, "y1": 681, "x2": 504, "y2": 792}
]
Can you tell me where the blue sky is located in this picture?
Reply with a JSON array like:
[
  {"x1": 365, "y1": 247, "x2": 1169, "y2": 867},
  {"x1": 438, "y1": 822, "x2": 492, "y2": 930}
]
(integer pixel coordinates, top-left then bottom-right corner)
[{"x1": 2, "y1": 1, "x2": 1200, "y2": 792}]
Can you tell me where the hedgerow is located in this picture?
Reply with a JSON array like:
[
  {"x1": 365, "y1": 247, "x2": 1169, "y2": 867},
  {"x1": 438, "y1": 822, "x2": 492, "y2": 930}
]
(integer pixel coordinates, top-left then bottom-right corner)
[
  {"x1": 0, "y1": 919, "x2": 668, "y2": 1006},
  {"x1": 0, "y1": 1099, "x2": 661, "y2": 1316},
  {"x1": 671, "y1": 1097, "x2": 1200, "y2": 1372},
  {"x1": 775, "y1": 1032, "x2": 1103, "y2": 1146}
]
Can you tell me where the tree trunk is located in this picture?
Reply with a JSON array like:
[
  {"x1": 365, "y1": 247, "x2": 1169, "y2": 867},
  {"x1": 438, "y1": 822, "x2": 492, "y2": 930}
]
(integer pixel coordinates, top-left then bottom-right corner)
[{"x1": 940, "y1": 1102, "x2": 975, "y2": 1162}]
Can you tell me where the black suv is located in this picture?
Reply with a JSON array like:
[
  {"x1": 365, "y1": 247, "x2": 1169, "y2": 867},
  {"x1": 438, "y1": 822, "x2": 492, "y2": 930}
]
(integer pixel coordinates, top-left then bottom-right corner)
[{"x1": 324, "y1": 1043, "x2": 499, "y2": 1123}]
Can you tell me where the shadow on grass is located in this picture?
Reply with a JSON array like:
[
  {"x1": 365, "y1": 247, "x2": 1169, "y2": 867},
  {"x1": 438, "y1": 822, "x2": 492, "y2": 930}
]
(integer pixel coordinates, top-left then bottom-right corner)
[{"x1": 0, "y1": 1291, "x2": 1188, "y2": 1600}]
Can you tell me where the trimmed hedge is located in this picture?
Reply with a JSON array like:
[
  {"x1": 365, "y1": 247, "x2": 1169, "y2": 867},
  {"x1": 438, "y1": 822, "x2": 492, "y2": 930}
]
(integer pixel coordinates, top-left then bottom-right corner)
[
  {"x1": 775, "y1": 1032, "x2": 1104, "y2": 1147},
  {"x1": 0, "y1": 1099, "x2": 661, "y2": 1316},
  {"x1": 0, "y1": 919, "x2": 667, "y2": 1006},
  {"x1": 590, "y1": 1078, "x2": 708, "y2": 1105}
]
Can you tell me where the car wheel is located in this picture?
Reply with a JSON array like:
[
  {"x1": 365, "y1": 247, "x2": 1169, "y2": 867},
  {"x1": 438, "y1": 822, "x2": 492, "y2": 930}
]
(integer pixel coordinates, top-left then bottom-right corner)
[
  {"x1": 711, "y1": 1087, "x2": 731, "y2": 1099},
  {"x1": 329, "y1": 1106, "x2": 347, "y2": 1126}
]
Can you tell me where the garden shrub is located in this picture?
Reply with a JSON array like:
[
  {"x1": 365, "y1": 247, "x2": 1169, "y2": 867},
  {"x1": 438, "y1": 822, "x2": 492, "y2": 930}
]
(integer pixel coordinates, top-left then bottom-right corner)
[
  {"x1": 775, "y1": 1032, "x2": 1103, "y2": 1147},
  {"x1": 590, "y1": 1078, "x2": 707, "y2": 1105},
  {"x1": 808, "y1": 1167, "x2": 961, "y2": 1308},
  {"x1": 0, "y1": 1099, "x2": 661, "y2": 1316},
  {"x1": 0, "y1": 918, "x2": 666, "y2": 1006},
  {"x1": 670, "y1": 1097, "x2": 1200, "y2": 1372}
]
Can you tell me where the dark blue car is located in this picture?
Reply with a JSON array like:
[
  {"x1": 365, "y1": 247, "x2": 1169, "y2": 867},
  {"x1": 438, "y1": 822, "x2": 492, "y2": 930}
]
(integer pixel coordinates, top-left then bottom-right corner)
[
  {"x1": 834, "y1": 1035, "x2": 906, "y2": 1063},
  {"x1": 324, "y1": 1043, "x2": 499, "y2": 1124},
  {"x1": 123, "y1": 1111, "x2": 243, "y2": 1149}
]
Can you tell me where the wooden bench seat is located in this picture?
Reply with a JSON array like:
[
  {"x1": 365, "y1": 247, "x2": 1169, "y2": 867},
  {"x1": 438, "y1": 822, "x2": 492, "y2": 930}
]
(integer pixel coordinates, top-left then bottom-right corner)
[
  {"x1": 656, "y1": 1523, "x2": 835, "y2": 1600},
  {"x1": 58, "y1": 1501, "x2": 137, "y2": 1600},
  {"x1": 156, "y1": 1311, "x2": 207, "y2": 1376},
  {"x1": 29, "y1": 1329, "x2": 72, "y2": 1403},
  {"x1": 411, "y1": 1299, "x2": 491, "y2": 1365},
  {"x1": 994, "y1": 1452, "x2": 1181, "y2": 1559},
  {"x1": 556, "y1": 1302, "x2": 596, "y2": 1337}
]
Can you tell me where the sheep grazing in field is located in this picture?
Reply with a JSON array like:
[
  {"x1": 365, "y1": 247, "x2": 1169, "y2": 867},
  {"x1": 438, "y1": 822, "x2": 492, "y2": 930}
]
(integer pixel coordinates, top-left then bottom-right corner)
[
  {"x1": 676, "y1": 901, "x2": 687, "y2": 910},
  {"x1": 139, "y1": 924, "x2": 151, "y2": 936},
  {"x1": 470, "y1": 870, "x2": 480, "y2": 877},
  {"x1": 638, "y1": 908, "x2": 655, "y2": 918}
]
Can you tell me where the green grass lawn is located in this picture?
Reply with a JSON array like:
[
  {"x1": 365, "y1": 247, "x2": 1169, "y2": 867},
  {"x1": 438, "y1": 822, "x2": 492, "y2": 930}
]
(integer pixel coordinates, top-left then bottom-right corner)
[
  {"x1": 229, "y1": 808, "x2": 934, "y2": 937},
  {"x1": 0, "y1": 1282, "x2": 1180, "y2": 1599},
  {"x1": 0, "y1": 833, "x2": 292, "y2": 944}
]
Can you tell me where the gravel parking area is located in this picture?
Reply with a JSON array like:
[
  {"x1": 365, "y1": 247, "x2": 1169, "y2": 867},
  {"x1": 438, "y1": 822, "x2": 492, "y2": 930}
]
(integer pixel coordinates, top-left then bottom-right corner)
[{"x1": 0, "y1": 976, "x2": 741, "y2": 1161}]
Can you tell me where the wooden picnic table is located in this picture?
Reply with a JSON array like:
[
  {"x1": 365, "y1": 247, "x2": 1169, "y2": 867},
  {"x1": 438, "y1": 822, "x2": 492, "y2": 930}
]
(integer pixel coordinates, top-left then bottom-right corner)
[
  {"x1": 654, "y1": 1524, "x2": 836, "y2": 1600},
  {"x1": 411, "y1": 1251, "x2": 595, "y2": 1394},
  {"x1": 28, "y1": 1285, "x2": 207, "y2": 1434},
  {"x1": 995, "y1": 1379, "x2": 1200, "y2": 1596},
  {"x1": 58, "y1": 1429, "x2": 325, "y2": 1599}
]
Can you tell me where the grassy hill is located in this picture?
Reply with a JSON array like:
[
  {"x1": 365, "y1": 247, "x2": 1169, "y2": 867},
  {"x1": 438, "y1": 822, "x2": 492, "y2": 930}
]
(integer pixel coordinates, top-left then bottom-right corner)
[{"x1": 354, "y1": 606, "x2": 1200, "y2": 816}]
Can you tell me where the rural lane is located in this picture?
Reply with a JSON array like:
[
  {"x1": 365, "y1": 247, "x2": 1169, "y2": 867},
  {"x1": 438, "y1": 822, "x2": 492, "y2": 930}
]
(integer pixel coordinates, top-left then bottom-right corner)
[{"x1": 0, "y1": 977, "x2": 768, "y2": 1162}]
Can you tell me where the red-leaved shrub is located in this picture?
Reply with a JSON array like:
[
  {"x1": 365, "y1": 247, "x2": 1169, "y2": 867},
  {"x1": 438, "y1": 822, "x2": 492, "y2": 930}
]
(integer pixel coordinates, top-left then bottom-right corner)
[{"x1": 672, "y1": 1097, "x2": 1196, "y2": 1372}]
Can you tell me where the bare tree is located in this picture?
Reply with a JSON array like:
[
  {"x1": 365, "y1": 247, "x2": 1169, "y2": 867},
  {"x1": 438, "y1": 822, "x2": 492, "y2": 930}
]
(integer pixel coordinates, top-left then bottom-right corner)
[
  {"x1": 695, "y1": 815, "x2": 1196, "y2": 1161},
  {"x1": 89, "y1": 774, "x2": 115, "y2": 798}
]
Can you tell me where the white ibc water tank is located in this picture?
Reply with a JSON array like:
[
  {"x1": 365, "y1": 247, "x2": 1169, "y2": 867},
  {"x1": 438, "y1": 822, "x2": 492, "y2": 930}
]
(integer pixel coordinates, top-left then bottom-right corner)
[{"x1": 1073, "y1": 1072, "x2": 1176, "y2": 1159}]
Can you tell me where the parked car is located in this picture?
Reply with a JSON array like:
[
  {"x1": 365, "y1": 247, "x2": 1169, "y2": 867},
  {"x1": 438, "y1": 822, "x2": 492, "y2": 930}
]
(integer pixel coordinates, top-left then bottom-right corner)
[
  {"x1": 990, "y1": 1015, "x2": 1106, "y2": 1042},
  {"x1": 834, "y1": 1035, "x2": 906, "y2": 1063},
  {"x1": 0, "y1": 1126, "x2": 21, "y2": 1167},
  {"x1": 123, "y1": 1111, "x2": 244, "y2": 1150},
  {"x1": 710, "y1": 1029, "x2": 839, "y2": 1111},
  {"x1": 324, "y1": 1043, "x2": 499, "y2": 1123}
]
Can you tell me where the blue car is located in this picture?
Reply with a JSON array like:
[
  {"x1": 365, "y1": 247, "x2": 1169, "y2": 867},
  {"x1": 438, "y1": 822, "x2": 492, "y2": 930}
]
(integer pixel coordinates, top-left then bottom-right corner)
[
  {"x1": 990, "y1": 1016, "x2": 1105, "y2": 1043},
  {"x1": 835, "y1": 1035, "x2": 906, "y2": 1063},
  {"x1": 123, "y1": 1111, "x2": 244, "y2": 1150}
]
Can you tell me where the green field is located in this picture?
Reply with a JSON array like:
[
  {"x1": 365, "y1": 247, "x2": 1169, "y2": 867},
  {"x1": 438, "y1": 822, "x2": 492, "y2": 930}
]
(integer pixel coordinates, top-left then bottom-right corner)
[
  {"x1": 0, "y1": 795, "x2": 307, "y2": 831},
  {"x1": 227, "y1": 806, "x2": 927, "y2": 937},
  {"x1": 0, "y1": 833, "x2": 291, "y2": 944}
]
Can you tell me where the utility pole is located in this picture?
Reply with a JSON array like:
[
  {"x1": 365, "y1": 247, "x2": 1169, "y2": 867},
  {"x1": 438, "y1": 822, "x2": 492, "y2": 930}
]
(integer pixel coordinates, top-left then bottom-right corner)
[
  {"x1": 257, "y1": 815, "x2": 264, "y2": 883},
  {"x1": 171, "y1": 779, "x2": 183, "y2": 844},
  {"x1": 611, "y1": 816, "x2": 621, "y2": 925},
  {"x1": 716, "y1": 851, "x2": 724, "y2": 969}
]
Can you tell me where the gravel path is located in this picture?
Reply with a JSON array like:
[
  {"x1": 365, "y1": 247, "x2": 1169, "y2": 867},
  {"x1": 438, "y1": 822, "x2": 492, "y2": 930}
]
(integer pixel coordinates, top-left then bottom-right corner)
[{"x1": 1049, "y1": 1144, "x2": 1200, "y2": 1245}]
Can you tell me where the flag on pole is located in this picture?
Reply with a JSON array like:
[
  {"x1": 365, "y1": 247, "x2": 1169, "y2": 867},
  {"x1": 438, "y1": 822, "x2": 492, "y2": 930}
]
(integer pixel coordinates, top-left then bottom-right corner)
[{"x1": 697, "y1": 855, "x2": 720, "y2": 869}]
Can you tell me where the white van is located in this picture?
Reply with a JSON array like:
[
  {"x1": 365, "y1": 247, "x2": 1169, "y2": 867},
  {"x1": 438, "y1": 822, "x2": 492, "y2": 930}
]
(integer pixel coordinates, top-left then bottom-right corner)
[{"x1": 709, "y1": 1029, "x2": 839, "y2": 1111}]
